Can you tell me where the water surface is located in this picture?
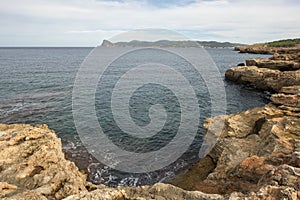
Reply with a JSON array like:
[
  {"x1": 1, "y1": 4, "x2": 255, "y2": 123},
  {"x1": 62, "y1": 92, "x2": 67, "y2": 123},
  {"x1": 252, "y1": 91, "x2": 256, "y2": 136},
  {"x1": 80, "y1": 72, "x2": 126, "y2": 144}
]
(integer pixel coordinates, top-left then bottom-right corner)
[{"x1": 0, "y1": 47, "x2": 270, "y2": 186}]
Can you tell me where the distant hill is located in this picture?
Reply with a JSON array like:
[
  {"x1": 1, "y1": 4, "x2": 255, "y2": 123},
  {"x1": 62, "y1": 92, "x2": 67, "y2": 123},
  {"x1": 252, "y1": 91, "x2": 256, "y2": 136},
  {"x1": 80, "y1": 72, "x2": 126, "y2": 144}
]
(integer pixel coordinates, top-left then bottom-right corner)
[
  {"x1": 234, "y1": 38, "x2": 300, "y2": 54},
  {"x1": 266, "y1": 38, "x2": 300, "y2": 48},
  {"x1": 101, "y1": 40, "x2": 244, "y2": 48}
]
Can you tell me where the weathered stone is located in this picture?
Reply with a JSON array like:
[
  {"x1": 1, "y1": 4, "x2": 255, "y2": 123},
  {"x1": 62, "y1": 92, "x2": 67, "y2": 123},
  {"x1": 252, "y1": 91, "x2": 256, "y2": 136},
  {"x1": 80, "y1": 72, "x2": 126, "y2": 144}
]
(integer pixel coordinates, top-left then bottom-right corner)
[
  {"x1": 272, "y1": 52, "x2": 300, "y2": 62},
  {"x1": 235, "y1": 45, "x2": 300, "y2": 55},
  {"x1": 271, "y1": 93, "x2": 300, "y2": 107},
  {"x1": 170, "y1": 89, "x2": 300, "y2": 197},
  {"x1": 0, "y1": 124, "x2": 89, "y2": 199},
  {"x1": 63, "y1": 183, "x2": 224, "y2": 200},
  {"x1": 225, "y1": 66, "x2": 300, "y2": 91},
  {"x1": 229, "y1": 185, "x2": 300, "y2": 200},
  {"x1": 280, "y1": 85, "x2": 300, "y2": 94},
  {"x1": 0, "y1": 182, "x2": 18, "y2": 198},
  {"x1": 167, "y1": 156, "x2": 215, "y2": 191},
  {"x1": 246, "y1": 58, "x2": 300, "y2": 71}
]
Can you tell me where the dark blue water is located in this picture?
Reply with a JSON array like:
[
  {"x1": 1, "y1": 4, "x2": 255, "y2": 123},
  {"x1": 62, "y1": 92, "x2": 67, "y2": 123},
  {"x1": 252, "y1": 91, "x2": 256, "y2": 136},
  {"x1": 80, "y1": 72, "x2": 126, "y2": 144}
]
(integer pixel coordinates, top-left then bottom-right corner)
[{"x1": 0, "y1": 47, "x2": 270, "y2": 186}]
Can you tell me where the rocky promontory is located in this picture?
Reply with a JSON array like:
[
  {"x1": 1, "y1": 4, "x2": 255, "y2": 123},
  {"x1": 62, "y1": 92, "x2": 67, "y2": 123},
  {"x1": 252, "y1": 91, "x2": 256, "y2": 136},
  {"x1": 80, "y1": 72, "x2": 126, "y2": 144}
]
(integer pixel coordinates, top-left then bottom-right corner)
[
  {"x1": 226, "y1": 42, "x2": 300, "y2": 92},
  {"x1": 100, "y1": 39, "x2": 243, "y2": 48}
]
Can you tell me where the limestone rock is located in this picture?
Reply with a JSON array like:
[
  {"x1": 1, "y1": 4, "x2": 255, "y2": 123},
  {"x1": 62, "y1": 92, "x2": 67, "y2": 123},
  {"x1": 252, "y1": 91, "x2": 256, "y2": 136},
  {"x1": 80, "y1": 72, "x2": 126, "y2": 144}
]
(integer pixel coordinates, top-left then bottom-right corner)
[
  {"x1": 170, "y1": 89, "x2": 300, "y2": 197},
  {"x1": 64, "y1": 183, "x2": 224, "y2": 200},
  {"x1": 271, "y1": 93, "x2": 300, "y2": 108},
  {"x1": 280, "y1": 85, "x2": 300, "y2": 94},
  {"x1": 229, "y1": 185, "x2": 300, "y2": 200},
  {"x1": 0, "y1": 124, "x2": 90, "y2": 199},
  {"x1": 234, "y1": 45, "x2": 273, "y2": 54},
  {"x1": 225, "y1": 66, "x2": 300, "y2": 91},
  {"x1": 0, "y1": 182, "x2": 18, "y2": 198},
  {"x1": 246, "y1": 58, "x2": 300, "y2": 71},
  {"x1": 272, "y1": 52, "x2": 300, "y2": 62},
  {"x1": 234, "y1": 45, "x2": 300, "y2": 55}
]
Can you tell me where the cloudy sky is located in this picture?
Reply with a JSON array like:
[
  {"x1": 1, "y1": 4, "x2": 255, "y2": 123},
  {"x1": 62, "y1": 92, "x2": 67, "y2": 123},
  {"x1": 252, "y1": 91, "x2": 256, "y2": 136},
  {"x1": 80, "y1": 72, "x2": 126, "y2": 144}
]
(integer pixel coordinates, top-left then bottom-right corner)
[{"x1": 1, "y1": 0, "x2": 299, "y2": 46}]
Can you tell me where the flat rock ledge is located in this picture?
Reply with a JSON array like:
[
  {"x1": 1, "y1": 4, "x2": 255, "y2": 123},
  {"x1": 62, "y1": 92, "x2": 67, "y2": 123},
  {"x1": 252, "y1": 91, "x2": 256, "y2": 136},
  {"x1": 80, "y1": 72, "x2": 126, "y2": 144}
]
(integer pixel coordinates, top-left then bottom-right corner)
[{"x1": 225, "y1": 49, "x2": 300, "y2": 92}]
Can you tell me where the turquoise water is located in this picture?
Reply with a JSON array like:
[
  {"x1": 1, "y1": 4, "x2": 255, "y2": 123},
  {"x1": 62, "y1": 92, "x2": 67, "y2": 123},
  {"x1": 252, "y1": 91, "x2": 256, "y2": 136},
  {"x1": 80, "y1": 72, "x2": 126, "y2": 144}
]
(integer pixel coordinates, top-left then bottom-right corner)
[{"x1": 0, "y1": 47, "x2": 270, "y2": 186}]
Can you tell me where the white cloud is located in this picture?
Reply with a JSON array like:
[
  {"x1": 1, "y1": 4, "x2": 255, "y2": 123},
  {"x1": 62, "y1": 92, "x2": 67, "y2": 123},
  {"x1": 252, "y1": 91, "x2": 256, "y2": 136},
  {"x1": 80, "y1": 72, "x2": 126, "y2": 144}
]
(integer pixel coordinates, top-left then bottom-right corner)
[{"x1": 0, "y1": 0, "x2": 299, "y2": 46}]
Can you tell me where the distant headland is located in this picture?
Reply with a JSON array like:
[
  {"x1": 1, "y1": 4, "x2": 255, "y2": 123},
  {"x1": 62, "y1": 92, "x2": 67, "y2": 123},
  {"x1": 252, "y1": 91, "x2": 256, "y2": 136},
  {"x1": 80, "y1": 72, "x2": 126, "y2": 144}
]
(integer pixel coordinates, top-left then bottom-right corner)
[{"x1": 100, "y1": 39, "x2": 245, "y2": 48}]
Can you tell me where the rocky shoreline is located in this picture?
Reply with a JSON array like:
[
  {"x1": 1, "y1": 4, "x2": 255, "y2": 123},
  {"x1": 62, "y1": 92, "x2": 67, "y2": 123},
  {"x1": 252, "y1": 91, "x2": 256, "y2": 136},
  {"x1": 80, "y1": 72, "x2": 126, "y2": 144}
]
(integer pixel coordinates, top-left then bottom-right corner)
[
  {"x1": 1, "y1": 44, "x2": 300, "y2": 199},
  {"x1": 169, "y1": 86, "x2": 300, "y2": 199},
  {"x1": 169, "y1": 44, "x2": 300, "y2": 199},
  {"x1": 234, "y1": 43, "x2": 300, "y2": 55},
  {"x1": 225, "y1": 49, "x2": 300, "y2": 92}
]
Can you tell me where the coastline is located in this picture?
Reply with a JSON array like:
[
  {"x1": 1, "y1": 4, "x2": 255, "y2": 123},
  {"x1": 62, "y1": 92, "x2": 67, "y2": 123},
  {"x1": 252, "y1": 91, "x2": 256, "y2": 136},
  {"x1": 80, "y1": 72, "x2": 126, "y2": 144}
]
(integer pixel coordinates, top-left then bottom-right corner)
[
  {"x1": 1, "y1": 45, "x2": 300, "y2": 199},
  {"x1": 168, "y1": 44, "x2": 300, "y2": 198}
]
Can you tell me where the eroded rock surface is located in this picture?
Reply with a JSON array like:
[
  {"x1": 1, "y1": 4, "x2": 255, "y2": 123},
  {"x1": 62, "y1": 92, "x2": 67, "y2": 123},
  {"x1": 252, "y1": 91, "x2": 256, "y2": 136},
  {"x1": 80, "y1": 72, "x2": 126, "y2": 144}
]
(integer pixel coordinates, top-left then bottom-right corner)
[
  {"x1": 169, "y1": 86, "x2": 300, "y2": 199},
  {"x1": 228, "y1": 44, "x2": 300, "y2": 92},
  {"x1": 246, "y1": 58, "x2": 300, "y2": 71},
  {"x1": 225, "y1": 66, "x2": 300, "y2": 91},
  {"x1": 235, "y1": 44, "x2": 300, "y2": 55},
  {"x1": 0, "y1": 124, "x2": 92, "y2": 199}
]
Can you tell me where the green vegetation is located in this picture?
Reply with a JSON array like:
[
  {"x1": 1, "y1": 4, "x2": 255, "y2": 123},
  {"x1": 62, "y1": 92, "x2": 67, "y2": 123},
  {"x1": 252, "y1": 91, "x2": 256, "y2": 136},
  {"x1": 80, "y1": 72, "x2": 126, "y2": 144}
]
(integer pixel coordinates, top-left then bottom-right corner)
[{"x1": 267, "y1": 38, "x2": 300, "y2": 47}]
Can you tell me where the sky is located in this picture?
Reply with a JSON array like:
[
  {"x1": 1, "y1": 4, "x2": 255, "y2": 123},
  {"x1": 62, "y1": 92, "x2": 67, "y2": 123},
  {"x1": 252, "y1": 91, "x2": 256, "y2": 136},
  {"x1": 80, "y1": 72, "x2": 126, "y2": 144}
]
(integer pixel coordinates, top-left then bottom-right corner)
[{"x1": 0, "y1": 0, "x2": 299, "y2": 46}]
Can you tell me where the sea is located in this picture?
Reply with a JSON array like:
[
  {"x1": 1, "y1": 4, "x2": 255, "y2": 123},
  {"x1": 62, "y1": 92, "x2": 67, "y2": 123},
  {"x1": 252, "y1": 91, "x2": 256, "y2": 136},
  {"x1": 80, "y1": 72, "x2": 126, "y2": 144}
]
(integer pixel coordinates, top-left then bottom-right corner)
[{"x1": 0, "y1": 47, "x2": 271, "y2": 187}]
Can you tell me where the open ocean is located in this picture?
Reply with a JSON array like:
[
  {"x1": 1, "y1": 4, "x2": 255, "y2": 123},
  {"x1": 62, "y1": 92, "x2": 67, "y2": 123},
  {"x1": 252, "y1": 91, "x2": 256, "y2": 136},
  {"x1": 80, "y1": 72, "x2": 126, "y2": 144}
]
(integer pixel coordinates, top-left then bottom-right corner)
[{"x1": 0, "y1": 47, "x2": 271, "y2": 186}]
